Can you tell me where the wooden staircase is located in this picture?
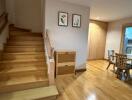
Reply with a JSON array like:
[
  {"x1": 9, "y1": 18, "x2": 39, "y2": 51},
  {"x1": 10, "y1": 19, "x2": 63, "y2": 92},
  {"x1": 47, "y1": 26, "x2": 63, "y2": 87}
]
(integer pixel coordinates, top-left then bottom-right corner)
[{"x1": 0, "y1": 29, "x2": 49, "y2": 93}]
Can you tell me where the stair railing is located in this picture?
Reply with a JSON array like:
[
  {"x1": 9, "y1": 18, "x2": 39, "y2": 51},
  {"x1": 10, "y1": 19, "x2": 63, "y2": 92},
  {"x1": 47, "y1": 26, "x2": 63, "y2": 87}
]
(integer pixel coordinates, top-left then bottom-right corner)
[{"x1": 44, "y1": 30, "x2": 55, "y2": 85}]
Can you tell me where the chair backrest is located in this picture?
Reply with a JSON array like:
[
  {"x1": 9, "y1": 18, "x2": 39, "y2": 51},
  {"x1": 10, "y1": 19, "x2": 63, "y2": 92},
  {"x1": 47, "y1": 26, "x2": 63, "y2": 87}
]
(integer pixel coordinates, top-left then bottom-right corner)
[
  {"x1": 115, "y1": 53, "x2": 127, "y2": 69},
  {"x1": 108, "y1": 50, "x2": 115, "y2": 61}
]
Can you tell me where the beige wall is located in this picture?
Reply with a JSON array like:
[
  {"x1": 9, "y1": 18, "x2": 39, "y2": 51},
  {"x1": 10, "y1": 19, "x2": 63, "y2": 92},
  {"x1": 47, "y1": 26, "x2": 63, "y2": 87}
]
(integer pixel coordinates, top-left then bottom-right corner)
[
  {"x1": 0, "y1": 0, "x2": 6, "y2": 15},
  {"x1": 105, "y1": 17, "x2": 132, "y2": 59},
  {"x1": 6, "y1": 0, "x2": 43, "y2": 32},
  {"x1": 0, "y1": 50, "x2": 2, "y2": 60},
  {"x1": 88, "y1": 20, "x2": 108, "y2": 60},
  {"x1": 6, "y1": 0, "x2": 16, "y2": 24},
  {"x1": 45, "y1": 0, "x2": 90, "y2": 69},
  {"x1": 0, "y1": 24, "x2": 9, "y2": 50},
  {"x1": 0, "y1": 0, "x2": 8, "y2": 51}
]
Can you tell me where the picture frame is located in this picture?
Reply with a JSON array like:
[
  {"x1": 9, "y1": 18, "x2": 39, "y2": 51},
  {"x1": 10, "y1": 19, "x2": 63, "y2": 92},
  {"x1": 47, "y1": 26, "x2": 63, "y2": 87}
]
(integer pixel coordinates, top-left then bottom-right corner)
[
  {"x1": 72, "y1": 14, "x2": 81, "y2": 28},
  {"x1": 58, "y1": 12, "x2": 68, "y2": 26}
]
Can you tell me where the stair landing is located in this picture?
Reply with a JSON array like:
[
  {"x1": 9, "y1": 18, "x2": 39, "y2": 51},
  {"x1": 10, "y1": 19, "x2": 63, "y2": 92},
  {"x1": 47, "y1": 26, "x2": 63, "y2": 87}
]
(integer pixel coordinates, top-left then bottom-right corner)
[{"x1": 0, "y1": 86, "x2": 58, "y2": 100}]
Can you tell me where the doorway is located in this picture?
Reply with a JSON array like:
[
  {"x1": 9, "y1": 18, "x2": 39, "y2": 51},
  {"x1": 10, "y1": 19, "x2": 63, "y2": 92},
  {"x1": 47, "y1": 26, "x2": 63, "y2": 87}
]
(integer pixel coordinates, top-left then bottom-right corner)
[{"x1": 88, "y1": 20, "x2": 108, "y2": 60}]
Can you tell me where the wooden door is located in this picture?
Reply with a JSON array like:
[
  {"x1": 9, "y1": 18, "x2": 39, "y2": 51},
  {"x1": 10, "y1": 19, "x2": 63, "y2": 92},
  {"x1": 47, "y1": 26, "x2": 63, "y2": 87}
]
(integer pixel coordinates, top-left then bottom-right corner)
[{"x1": 88, "y1": 20, "x2": 108, "y2": 60}]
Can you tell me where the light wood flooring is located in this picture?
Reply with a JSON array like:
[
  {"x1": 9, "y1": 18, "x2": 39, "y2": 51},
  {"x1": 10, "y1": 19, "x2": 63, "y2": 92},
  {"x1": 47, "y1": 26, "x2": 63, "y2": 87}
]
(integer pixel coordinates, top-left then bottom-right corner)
[{"x1": 56, "y1": 60, "x2": 132, "y2": 100}]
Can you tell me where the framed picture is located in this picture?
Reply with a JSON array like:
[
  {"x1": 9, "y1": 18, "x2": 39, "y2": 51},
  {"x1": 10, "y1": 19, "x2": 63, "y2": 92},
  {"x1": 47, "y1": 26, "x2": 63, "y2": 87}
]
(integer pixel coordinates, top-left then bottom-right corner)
[
  {"x1": 72, "y1": 14, "x2": 81, "y2": 28},
  {"x1": 58, "y1": 12, "x2": 68, "y2": 26}
]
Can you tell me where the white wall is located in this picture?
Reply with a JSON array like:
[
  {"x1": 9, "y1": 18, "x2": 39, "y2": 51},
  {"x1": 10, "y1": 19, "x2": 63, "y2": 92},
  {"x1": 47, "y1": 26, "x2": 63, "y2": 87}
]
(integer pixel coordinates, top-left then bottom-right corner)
[
  {"x1": 105, "y1": 17, "x2": 132, "y2": 59},
  {"x1": 45, "y1": 0, "x2": 90, "y2": 69},
  {"x1": 0, "y1": 25, "x2": 9, "y2": 50},
  {"x1": 6, "y1": 0, "x2": 42, "y2": 32}
]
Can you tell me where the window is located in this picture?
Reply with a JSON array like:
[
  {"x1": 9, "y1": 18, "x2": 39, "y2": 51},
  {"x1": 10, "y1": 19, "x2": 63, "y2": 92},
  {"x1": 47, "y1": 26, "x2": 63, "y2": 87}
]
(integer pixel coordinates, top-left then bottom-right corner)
[{"x1": 124, "y1": 27, "x2": 132, "y2": 55}]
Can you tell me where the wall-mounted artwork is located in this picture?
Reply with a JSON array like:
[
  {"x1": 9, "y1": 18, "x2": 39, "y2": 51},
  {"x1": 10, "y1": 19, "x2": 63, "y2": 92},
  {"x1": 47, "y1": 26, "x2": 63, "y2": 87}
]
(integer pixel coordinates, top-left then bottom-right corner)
[
  {"x1": 72, "y1": 14, "x2": 81, "y2": 28},
  {"x1": 58, "y1": 12, "x2": 68, "y2": 26}
]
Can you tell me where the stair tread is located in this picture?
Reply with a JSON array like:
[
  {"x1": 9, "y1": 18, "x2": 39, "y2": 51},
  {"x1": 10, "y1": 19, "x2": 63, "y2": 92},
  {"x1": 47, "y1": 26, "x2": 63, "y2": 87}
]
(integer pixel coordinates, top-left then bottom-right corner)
[
  {"x1": 7, "y1": 41, "x2": 43, "y2": 43},
  {"x1": 9, "y1": 35, "x2": 42, "y2": 37},
  {"x1": 11, "y1": 35, "x2": 43, "y2": 39},
  {"x1": 9, "y1": 40, "x2": 43, "y2": 42},
  {"x1": 10, "y1": 31, "x2": 42, "y2": 34},
  {"x1": 0, "y1": 86, "x2": 58, "y2": 100},
  {"x1": 10, "y1": 31, "x2": 42, "y2": 35},
  {"x1": 4, "y1": 48, "x2": 44, "y2": 53},
  {"x1": 2, "y1": 53, "x2": 45, "y2": 56},
  {"x1": 9, "y1": 38, "x2": 43, "y2": 41},
  {"x1": 3, "y1": 52, "x2": 44, "y2": 55},
  {"x1": 7, "y1": 44, "x2": 43, "y2": 46},
  {"x1": 0, "y1": 66, "x2": 46, "y2": 73},
  {"x1": 0, "y1": 59, "x2": 45, "y2": 63},
  {"x1": 0, "y1": 30, "x2": 48, "y2": 93},
  {"x1": 5, "y1": 45, "x2": 44, "y2": 47},
  {"x1": 2, "y1": 55, "x2": 45, "y2": 60},
  {"x1": 10, "y1": 36, "x2": 43, "y2": 38},
  {"x1": 0, "y1": 64, "x2": 47, "y2": 69},
  {"x1": 0, "y1": 75, "x2": 48, "y2": 87}
]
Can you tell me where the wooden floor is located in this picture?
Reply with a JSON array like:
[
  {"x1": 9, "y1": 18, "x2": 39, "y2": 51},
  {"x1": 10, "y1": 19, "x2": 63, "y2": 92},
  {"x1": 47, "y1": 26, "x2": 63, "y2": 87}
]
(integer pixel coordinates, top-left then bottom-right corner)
[{"x1": 56, "y1": 60, "x2": 132, "y2": 100}]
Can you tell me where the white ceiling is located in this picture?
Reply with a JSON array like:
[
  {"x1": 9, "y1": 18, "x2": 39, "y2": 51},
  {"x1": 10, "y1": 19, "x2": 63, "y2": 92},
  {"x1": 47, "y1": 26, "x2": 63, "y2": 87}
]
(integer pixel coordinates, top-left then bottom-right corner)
[{"x1": 61, "y1": 0, "x2": 132, "y2": 22}]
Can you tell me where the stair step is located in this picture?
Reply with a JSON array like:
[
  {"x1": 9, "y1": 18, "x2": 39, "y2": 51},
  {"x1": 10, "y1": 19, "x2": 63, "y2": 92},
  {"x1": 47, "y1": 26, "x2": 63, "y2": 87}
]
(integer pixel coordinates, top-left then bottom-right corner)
[
  {"x1": 0, "y1": 65, "x2": 46, "y2": 73},
  {"x1": 0, "y1": 59, "x2": 45, "y2": 64},
  {"x1": 0, "y1": 29, "x2": 49, "y2": 93},
  {"x1": 4, "y1": 46, "x2": 44, "y2": 52},
  {"x1": 9, "y1": 36, "x2": 43, "y2": 41},
  {"x1": 0, "y1": 75, "x2": 49, "y2": 93},
  {"x1": 0, "y1": 66, "x2": 47, "y2": 78},
  {"x1": 7, "y1": 41, "x2": 44, "y2": 43},
  {"x1": 8, "y1": 39, "x2": 43, "y2": 42},
  {"x1": 7, "y1": 41, "x2": 44, "y2": 46},
  {"x1": 9, "y1": 25, "x2": 31, "y2": 32},
  {"x1": 2, "y1": 52, "x2": 44, "y2": 55},
  {"x1": 2, "y1": 53, "x2": 45, "y2": 60},
  {"x1": 9, "y1": 31, "x2": 42, "y2": 37},
  {"x1": 0, "y1": 86, "x2": 59, "y2": 100},
  {"x1": 0, "y1": 61, "x2": 47, "y2": 69}
]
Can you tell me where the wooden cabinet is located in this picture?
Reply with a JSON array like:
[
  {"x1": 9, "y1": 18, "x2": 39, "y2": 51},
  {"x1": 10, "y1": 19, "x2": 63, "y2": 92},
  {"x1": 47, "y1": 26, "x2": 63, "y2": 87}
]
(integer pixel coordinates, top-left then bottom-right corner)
[{"x1": 55, "y1": 51, "x2": 76, "y2": 75}]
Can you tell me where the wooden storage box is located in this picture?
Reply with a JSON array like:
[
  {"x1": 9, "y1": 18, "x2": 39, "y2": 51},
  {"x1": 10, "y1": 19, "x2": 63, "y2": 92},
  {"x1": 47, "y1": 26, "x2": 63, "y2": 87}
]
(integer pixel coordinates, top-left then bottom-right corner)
[{"x1": 55, "y1": 51, "x2": 76, "y2": 75}]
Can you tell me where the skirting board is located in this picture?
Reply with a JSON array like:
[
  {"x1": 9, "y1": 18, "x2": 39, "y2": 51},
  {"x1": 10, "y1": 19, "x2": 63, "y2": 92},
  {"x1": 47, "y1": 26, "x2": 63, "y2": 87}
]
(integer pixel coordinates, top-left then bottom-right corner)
[
  {"x1": 75, "y1": 63, "x2": 87, "y2": 73},
  {"x1": 75, "y1": 69, "x2": 86, "y2": 73},
  {"x1": 87, "y1": 58, "x2": 107, "y2": 61},
  {"x1": 0, "y1": 50, "x2": 2, "y2": 60},
  {"x1": 9, "y1": 24, "x2": 31, "y2": 32}
]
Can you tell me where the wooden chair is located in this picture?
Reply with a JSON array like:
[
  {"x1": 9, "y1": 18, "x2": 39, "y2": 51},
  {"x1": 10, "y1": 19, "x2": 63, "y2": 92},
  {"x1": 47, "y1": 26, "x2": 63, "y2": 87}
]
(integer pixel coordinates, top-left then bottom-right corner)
[
  {"x1": 115, "y1": 53, "x2": 131, "y2": 80},
  {"x1": 106, "y1": 50, "x2": 116, "y2": 70}
]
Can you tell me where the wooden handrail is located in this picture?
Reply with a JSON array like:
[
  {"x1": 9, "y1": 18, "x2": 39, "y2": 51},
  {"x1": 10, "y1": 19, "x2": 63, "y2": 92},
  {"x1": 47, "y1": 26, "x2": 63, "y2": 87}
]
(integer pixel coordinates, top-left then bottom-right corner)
[
  {"x1": 45, "y1": 31, "x2": 54, "y2": 58},
  {"x1": 0, "y1": 12, "x2": 8, "y2": 34},
  {"x1": 44, "y1": 30, "x2": 55, "y2": 85}
]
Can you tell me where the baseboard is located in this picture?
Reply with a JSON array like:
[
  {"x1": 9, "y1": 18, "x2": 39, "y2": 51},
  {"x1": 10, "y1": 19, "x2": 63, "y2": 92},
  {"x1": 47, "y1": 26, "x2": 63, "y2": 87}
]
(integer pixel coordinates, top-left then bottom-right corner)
[
  {"x1": 9, "y1": 24, "x2": 14, "y2": 27},
  {"x1": 104, "y1": 58, "x2": 108, "y2": 61},
  {"x1": 88, "y1": 58, "x2": 106, "y2": 61},
  {"x1": 32, "y1": 32, "x2": 43, "y2": 34},
  {"x1": 75, "y1": 68, "x2": 86, "y2": 73},
  {"x1": 9, "y1": 24, "x2": 43, "y2": 34},
  {"x1": 0, "y1": 50, "x2": 2, "y2": 60},
  {"x1": 9, "y1": 24, "x2": 31, "y2": 32}
]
